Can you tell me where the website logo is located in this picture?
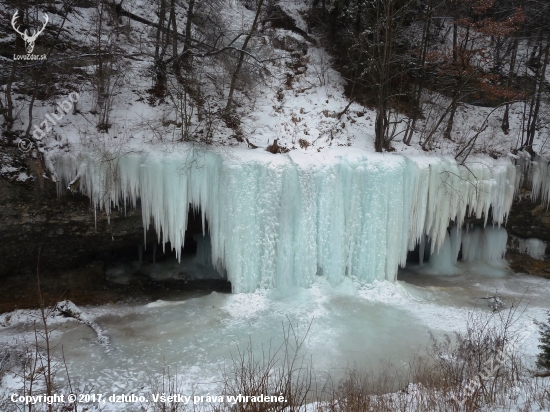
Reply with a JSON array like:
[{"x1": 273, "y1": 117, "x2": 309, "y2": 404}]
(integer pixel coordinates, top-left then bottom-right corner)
[{"x1": 11, "y1": 11, "x2": 48, "y2": 60}]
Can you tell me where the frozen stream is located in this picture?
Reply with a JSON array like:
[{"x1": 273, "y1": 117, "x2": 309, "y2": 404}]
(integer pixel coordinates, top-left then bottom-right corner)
[{"x1": 1, "y1": 263, "x2": 550, "y2": 411}]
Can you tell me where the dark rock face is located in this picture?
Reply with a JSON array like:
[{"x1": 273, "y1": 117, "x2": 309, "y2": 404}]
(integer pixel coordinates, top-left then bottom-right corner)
[
  {"x1": 0, "y1": 178, "x2": 148, "y2": 279},
  {"x1": 506, "y1": 189, "x2": 550, "y2": 244},
  {"x1": 0, "y1": 170, "x2": 145, "y2": 311},
  {"x1": 0, "y1": 160, "x2": 207, "y2": 312},
  {"x1": 506, "y1": 250, "x2": 550, "y2": 279},
  {"x1": 263, "y1": 4, "x2": 313, "y2": 44},
  {"x1": 505, "y1": 188, "x2": 550, "y2": 277}
]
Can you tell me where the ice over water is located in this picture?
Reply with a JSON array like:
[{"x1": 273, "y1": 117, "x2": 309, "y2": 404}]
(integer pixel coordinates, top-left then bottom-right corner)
[{"x1": 51, "y1": 147, "x2": 516, "y2": 293}]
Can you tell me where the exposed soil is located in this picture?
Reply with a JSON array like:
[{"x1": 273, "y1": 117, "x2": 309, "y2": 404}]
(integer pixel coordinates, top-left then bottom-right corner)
[{"x1": 506, "y1": 251, "x2": 550, "y2": 279}]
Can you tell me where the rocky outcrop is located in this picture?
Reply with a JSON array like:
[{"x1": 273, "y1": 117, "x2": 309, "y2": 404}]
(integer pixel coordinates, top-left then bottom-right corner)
[
  {"x1": 507, "y1": 189, "x2": 550, "y2": 243},
  {"x1": 0, "y1": 158, "x2": 206, "y2": 312},
  {"x1": 0, "y1": 177, "x2": 146, "y2": 279},
  {"x1": 505, "y1": 188, "x2": 550, "y2": 277},
  {"x1": 263, "y1": 4, "x2": 314, "y2": 44}
]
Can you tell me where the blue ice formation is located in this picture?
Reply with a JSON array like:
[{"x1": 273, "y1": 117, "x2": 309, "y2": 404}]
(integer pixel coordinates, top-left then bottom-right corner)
[{"x1": 51, "y1": 147, "x2": 517, "y2": 292}]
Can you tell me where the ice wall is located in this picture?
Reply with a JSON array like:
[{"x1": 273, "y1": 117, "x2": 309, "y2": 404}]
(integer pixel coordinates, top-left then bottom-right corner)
[
  {"x1": 517, "y1": 238, "x2": 547, "y2": 260},
  {"x1": 421, "y1": 226, "x2": 508, "y2": 275},
  {"x1": 461, "y1": 226, "x2": 508, "y2": 262},
  {"x1": 51, "y1": 147, "x2": 516, "y2": 292},
  {"x1": 514, "y1": 153, "x2": 550, "y2": 204}
]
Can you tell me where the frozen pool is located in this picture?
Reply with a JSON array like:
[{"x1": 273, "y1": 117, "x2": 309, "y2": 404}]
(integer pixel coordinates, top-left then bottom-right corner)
[{"x1": 1, "y1": 262, "x2": 549, "y2": 411}]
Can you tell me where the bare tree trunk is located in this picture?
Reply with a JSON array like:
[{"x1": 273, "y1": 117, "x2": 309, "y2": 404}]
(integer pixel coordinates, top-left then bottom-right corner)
[
  {"x1": 154, "y1": 0, "x2": 166, "y2": 60},
  {"x1": 24, "y1": 86, "x2": 38, "y2": 139},
  {"x1": 225, "y1": 0, "x2": 264, "y2": 114},
  {"x1": 528, "y1": 24, "x2": 545, "y2": 66},
  {"x1": 183, "y1": 0, "x2": 195, "y2": 56},
  {"x1": 3, "y1": 7, "x2": 23, "y2": 129},
  {"x1": 443, "y1": 97, "x2": 457, "y2": 140},
  {"x1": 374, "y1": 0, "x2": 394, "y2": 152},
  {"x1": 374, "y1": 107, "x2": 388, "y2": 152},
  {"x1": 404, "y1": 3, "x2": 432, "y2": 145},
  {"x1": 174, "y1": 0, "x2": 194, "y2": 79},
  {"x1": 160, "y1": 0, "x2": 173, "y2": 62},
  {"x1": 452, "y1": 19, "x2": 458, "y2": 63},
  {"x1": 168, "y1": 0, "x2": 178, "y2": 73},
  {"x1": 501, "y1": 37, "x2": 518, "y2": 134},
  {"x1": 95, "y1": 0, "x2": 105, "y2": 115},
  {"x1": 524, "y1": 20, "x2": 547, "y2": 151},
  {"x1": 526, "y1": 30, "x2": 550, "y2": 151},
  {"x1": 444, "y1": 23, "x2": 469, "y2": 141},
  {"x1": 3, "y1": 59, "x2": 17, "y2": 129}
]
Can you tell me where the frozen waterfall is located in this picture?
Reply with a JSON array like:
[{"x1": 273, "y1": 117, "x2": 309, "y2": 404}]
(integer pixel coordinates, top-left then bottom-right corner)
[
  {"x1": 421, "y1": 226, "x2": 508, "y2": 275},
  {"x1": 50, "y1": 147, "x2": 516, "y2": 292}
]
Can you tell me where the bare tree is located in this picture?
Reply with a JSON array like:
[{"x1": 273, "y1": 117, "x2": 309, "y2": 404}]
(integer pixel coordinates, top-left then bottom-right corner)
[{"x1": 225, "y1": 0, "x2": 265, "y2": 116}]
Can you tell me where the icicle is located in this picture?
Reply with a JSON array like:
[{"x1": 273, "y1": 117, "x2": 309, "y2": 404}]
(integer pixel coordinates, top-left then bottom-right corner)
[
  {"x1": 418, "y1": 235, "x2": 425, "y2": 266},
  {"x1": 517, "y1": 237, "x2": 546, "y2": 260},
  {"x1": 426, "y1": 233, "x2": 457, "y2": 275},
  {"x1": 461, "y1": 226, "x2": 507, "y2": 262},
  {"x1": 48, "y1": 147, "x2": 519, "y2": 293}
]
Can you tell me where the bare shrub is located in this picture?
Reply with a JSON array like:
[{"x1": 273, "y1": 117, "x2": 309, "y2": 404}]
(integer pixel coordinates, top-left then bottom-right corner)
[
  {"x1": 219, "y1": 321, "x2": 314, "y2": 411},
  {"x1": 313, "y1": 303, "x2": 547, "y2": 412}
]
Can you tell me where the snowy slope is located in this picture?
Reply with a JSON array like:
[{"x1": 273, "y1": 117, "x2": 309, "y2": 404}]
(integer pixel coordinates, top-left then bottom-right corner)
[{"x1": 3, "y1": 0, "x2": 546, "y2": 169}]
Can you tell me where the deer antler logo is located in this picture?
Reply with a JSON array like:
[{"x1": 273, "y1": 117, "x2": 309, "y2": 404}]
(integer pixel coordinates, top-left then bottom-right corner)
[{"x1": 11, "y1": 11, "x2": 48, "y2": 54}]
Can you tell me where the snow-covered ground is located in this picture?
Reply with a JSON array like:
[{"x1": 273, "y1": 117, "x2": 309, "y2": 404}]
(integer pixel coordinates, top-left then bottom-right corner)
[{"x1": 0, "y1": 263, "x2": 549, "y2": 411}]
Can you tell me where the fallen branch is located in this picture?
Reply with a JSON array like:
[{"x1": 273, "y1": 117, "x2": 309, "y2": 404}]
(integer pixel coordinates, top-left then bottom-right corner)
[
  {"x1": 55, "y1": 300, "x2": 109, "y2": 346},
  {"x1": 337, "y1": 98, "x2": 355, "y2": 120}
]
